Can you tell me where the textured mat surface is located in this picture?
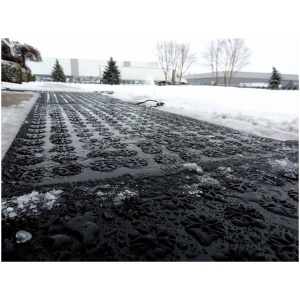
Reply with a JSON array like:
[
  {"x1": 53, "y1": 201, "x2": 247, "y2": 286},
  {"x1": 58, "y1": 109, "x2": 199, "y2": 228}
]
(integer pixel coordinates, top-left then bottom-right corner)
[{"x1": 2, "y1": 91, "x2": 298, "y2": 261}]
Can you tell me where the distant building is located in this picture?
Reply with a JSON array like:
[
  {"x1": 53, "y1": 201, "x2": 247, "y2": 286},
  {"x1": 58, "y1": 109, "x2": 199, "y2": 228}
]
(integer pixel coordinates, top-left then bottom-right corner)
[
  {"x1": 183, "y1": 71, "x2": 299, "y2": 89},
  {"x1": 27, "y1": 57, "x2": 165, "y2": 84}
]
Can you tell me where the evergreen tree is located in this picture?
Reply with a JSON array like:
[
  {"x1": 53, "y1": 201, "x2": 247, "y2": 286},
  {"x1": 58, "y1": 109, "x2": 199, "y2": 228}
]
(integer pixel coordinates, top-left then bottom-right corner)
[
  {"x1": 51, "y1": 59, "x2": 66, "y2": 82},
  {"x1": 268, "y1": 67, "x2": 282, "y2": 90},
  {"x1": 102, "y1": 57, "x2": 121, "y2": 85}
]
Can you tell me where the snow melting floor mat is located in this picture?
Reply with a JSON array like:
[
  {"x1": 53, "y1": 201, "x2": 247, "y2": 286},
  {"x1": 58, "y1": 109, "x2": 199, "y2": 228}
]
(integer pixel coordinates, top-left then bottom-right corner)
[{"x1": 1, "y1": 91, "x2": 298, "y2": 261}]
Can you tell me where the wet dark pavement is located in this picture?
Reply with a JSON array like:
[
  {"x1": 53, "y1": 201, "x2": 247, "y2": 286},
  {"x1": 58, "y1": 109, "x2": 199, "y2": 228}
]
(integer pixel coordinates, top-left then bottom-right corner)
[{"x1": 1, "y1": 91, "x2": 298, "y2": 261}]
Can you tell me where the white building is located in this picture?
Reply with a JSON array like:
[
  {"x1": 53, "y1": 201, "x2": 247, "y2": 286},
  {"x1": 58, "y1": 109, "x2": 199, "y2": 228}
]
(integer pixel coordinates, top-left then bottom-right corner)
[{"x1": 27, "y1": 57, "x2": 165, "y2": 84}]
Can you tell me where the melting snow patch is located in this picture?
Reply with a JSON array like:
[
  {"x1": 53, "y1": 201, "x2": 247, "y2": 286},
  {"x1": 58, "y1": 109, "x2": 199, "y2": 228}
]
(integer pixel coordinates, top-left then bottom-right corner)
[
  {"x1": 112, "y1": 190, "x2": 138, "y2": 207},
  {"x1": 218, "y1": 166, "x2": 233, "y2": 173},
  {"x1": 1, "y1": 189, "x2": 62, "y2": 219},
  {"x1": 182, "y1": 184, "x2": 201, "y2": 196},
  {"x1": 197, "y1": 174, "x2": 220, "y2": 188},
  {"x1": 97, "y1": 191, "x2": 106, "y2": 196},
  {"x1": 183, "y1": 163, "x2": 203, "y2": 172},
  {"x1": 268, "y1": 158, "x2": 298, "y2": 172},
  {"x1": 16, "y1": 230, "x2": 32, "y2": 243},
  {"x1": 217, "y1": 166, "x2": 235, "y2": 179}
]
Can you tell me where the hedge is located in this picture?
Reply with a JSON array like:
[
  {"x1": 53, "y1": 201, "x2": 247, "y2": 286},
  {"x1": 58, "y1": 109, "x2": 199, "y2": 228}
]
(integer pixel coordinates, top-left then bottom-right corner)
[{"x1": 1, "y1": 59, "x2": 23, "y2": 84}]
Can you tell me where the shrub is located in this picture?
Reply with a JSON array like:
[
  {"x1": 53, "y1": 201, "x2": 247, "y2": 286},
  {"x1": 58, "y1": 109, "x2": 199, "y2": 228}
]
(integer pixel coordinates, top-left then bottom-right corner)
[
  {"x1": 22, "y1": 68, "x2": 29, "y2": 82},
  {"x1": 29, "y1": 73, "x2": 36, "y2": 82},
  {"x1": 1, "y1": 59, "x2": 22, "y2": 84}
]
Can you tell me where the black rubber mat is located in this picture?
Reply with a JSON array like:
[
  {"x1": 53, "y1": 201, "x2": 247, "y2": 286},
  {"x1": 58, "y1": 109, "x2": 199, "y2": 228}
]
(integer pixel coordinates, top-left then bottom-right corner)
[{"x1": 1, "y1": 91, "x2": 298, "y2": 261}]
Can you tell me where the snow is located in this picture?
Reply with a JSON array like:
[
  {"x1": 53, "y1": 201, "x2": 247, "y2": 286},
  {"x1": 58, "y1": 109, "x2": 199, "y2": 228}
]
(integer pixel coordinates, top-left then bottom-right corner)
[
  {"x1": 1, "y1": 91, "x2": 39, "y2": 159},
  {"x1": 268, "y1": 158, "x2": 298, "y2": 173},
  {"x1": 217, "y1": 166, "x2": 233, "y2": 173},
  {"x1": 182, "y1": 172, "x2": 221, "y2": 194},
  {"x1": 197, "y1": 174, "x2": 221, "y2": 188},
  {"x1": 183, "y1": 163, "x2": 203, "y2": 172},
  {"x1": 15, "y1": 230, "x2": 32, "y2": 243},
  {"x1": 2, "y1": 81, "x2": 298, "y2": 148},
  {"x1": 1, "y1": 189, "x2": 62, "y2": 219},
  {"x1": 112, "y1": 190, "x2": 138, "y2": 207}
]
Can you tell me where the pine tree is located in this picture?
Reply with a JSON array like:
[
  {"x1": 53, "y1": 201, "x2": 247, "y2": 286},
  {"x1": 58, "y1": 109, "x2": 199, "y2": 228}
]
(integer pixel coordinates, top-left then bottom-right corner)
[
  {"x1": 268, "y1": 67, "x2": 282, "y2": 90},
  {"x1": 102, "y1": 57, "x2": 121, "y2": 85},
  {"x1": 51, "y1": 59, "x2": 66, "y2": 82}
]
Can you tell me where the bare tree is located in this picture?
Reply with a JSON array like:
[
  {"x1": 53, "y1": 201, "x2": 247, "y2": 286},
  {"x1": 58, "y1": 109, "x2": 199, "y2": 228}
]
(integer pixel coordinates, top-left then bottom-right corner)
[
  {"x1": 177, "y1": 43, "x2": 197, "y2": 83},
  {"x1": 202, "y1": 38, "x2": 251, "y2": 86},
  {"x1": 168, "y1": 40, "x2": 180, "y2": 85},
  {"x1": 202, "y1": 39, "x2": 223, "y2": 85},
  {"x1": 155, "y1": 40, "x2": 196, "y2": 84},
  {"x1": 155, "y1": 41, "x2": 171, "y2": 82},
  {"x1": 221, "y1": 38, "x2": 251, "y2": 86},
  {"x1": 220, "y1": 39, "x2": 231, "y2": 86}
]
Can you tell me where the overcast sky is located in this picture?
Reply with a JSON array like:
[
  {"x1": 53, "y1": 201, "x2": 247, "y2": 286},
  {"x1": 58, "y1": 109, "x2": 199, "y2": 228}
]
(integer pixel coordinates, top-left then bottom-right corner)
[
  {"x1": 9, "y1": 38, "x2": 299, "y2": 75},
  {"x1": 3, "y1": 1, "x2": 299, "y2": 75}
]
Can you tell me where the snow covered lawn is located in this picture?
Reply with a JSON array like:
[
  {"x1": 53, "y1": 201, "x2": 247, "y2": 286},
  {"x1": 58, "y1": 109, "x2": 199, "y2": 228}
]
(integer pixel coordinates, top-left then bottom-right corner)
[
  {"x1": 106, "y1": 85, "x2": 299, "y2": 141},
  {"x1": 1, "y1": 81, "x2": 298, "y2": 160}
]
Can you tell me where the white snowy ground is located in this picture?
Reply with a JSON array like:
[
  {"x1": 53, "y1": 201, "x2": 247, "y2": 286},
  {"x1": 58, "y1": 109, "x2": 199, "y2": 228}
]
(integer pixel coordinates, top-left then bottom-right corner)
[
  {"x1": 1, "y1": 91, "x2": 39, "y2": 159},
  {"x1": 1, "y1": 81, "x2": 299, "y2": 161}
]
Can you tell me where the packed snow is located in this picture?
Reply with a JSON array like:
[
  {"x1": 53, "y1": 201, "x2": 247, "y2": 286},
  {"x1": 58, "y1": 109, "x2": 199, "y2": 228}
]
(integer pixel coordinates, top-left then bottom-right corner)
[
  {"x1": 1, "y1": 81, "x2": 299, "y2": 161},
  {"x1": 1, "y1": 91, "x2": 39, "y2": 159}
]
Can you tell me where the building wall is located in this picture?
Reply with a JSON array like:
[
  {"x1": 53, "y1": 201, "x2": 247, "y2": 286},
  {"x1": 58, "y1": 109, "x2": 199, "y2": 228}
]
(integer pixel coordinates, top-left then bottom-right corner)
[
  {"x1": 70, "y1": 59, "x2": 79, "y2": 77},
  {"x1": 77, "y1": 59, "x2": 105, "y2": 77},
  {"x1": 27, "y1": 57, "x2": 165, "y2": 82},
  {"x1": 119, "y1": 67, "x2": 164, "y2": 81},
  {"x1": 27, "y1": 57, "x2": 72, "y2": 76},
  {"x1": 187, "y1": 77, "x2": 299, "y2": 88}
]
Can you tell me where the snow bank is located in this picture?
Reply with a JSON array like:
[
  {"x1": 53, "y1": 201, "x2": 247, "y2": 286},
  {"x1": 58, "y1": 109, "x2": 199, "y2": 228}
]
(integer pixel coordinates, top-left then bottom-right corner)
[
  {"x1": 2, "y1": 81, "x2": 299, "y2": 141},
  {"x1": 1, "y1": 91, "x2": 39, "y2": 159}
]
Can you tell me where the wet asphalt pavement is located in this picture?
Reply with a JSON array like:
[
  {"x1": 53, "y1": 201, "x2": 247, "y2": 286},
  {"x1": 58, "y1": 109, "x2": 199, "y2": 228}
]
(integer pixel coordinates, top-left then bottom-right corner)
[{"x1": 1, "y1": 91, "x2": 298, "y2": 261}]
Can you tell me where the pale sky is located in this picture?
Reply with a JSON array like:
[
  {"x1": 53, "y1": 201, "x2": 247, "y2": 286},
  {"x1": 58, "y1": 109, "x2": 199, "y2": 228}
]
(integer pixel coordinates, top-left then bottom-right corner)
[
  {"x1": 3, "y1": 1, "x2": 299, "y2": 75},
  {"x1": 9, "y1": 38, "x2": 299, "y2": 75}
]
